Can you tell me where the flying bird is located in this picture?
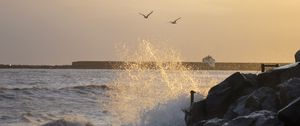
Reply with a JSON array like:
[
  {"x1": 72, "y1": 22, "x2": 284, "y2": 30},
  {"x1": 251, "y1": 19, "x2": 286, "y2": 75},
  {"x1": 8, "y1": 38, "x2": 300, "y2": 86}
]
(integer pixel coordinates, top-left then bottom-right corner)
[
  {"x1": 139, "y1": 11, "x2": 154, "y2": 19},
  {"x1": 170, "y1": 17, "x2": 181, "y2": 24}
]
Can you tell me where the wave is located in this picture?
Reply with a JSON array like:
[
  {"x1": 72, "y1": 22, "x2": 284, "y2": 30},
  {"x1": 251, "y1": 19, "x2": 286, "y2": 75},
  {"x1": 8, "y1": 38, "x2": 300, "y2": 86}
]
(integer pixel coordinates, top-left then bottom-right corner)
[
  {"x1": 0, "y1": 87, "x2": 49, "y2": 91},
  {"x1": 68, "y1": 84, "x2": 110, "y2": 90},
  {"x1": 0, "y1": 84, "x2": 109, "y2": 126},
  {"x1": 41, "y1": 116, "x2": 94, "y2": 126},
  {"x1": 60, "y1": 84, "x2": 111, "y2": 95},
  {"x1": 0, "y1": 84, "x2": 110, "y2": 101},
  {"x1": 0, "y1": 84, "x2": 110, "y2": 91}
]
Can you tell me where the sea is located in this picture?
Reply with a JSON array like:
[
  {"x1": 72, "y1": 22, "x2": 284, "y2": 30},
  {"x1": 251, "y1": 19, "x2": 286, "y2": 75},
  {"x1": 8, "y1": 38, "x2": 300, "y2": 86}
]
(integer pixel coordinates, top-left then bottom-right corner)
[
  {"x1": 0, "y1": 69, "x2": 258, "y2": 126},
  {"x1": 0, "y1": 41, "x2": 260, "y2": 126}
]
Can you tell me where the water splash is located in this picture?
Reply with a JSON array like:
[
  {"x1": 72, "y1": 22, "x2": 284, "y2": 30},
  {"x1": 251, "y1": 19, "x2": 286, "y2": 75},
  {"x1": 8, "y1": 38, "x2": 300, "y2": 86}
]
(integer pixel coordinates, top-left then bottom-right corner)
[{"x1": 107, "y1": 40, "x2": 208, "y2": 125}]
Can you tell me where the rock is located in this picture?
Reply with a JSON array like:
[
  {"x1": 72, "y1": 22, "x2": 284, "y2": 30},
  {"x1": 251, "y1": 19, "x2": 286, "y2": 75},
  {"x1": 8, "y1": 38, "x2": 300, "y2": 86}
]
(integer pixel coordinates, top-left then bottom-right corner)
[
  {"x1": 258, "y1": 62, "x2": 300, "y2": 88},
  {"x1": 191, "y1": 121, "x2": 206, "y2": 126},
  {"x1": 224, "y1": 110, "x2": 284, "y2": 126},
  {"x1": 206, "y1": 72, "x2": 258, "y2": 119},
  {"x1": 185, "y1": 99, "x2": 207, "y2": 126},
  {"x1": 280, "y1": 63, "x2": 300, "y2": 85},
  {"x1": 257, "y1": 70, "x2": 282, "y2": 88},
  {"x1": 202, "y1": 118, "x2": 226, "y2": 126},
  {"x1": 191, "y1": 118, "x2": 226, "y2": 126},
  {"x1": 279, "y1": 78, "x2": 300, "y2": 106},
  {"x1": 224, "y1": 87, "x2": 279, "y2": 119},
  {"x1": 278, "y1": 96, "x2": 300, "y2": 126},
  {"x1": 295, "y1": 49, "x2": 300, "y2": 62}
]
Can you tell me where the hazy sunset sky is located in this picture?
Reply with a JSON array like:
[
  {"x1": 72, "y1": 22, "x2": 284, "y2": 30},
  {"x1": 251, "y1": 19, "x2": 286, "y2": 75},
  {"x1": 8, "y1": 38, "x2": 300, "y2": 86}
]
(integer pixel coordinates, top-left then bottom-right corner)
[{"x1": 0, "y1": 0, "x2": 299, "y2": 65}]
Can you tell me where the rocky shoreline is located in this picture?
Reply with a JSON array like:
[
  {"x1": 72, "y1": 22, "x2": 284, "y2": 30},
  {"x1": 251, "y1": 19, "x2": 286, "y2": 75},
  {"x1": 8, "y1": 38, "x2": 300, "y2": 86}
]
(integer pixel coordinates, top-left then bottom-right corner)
[{"x1": 185, "y1": 62, "x2": 300, "y2": 126}]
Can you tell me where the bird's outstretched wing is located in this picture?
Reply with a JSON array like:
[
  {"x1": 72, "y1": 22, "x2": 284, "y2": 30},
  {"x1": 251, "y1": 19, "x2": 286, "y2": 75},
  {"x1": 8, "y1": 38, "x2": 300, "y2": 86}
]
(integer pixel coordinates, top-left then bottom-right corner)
[
  {"x1": 146, "y1": 11, "x2": 154, "y2": 17},
  {"x1": 169, "y1": 17, "x2": 182, "y2": 24},
  {"x1": 139, "y1": 13, "x2": 146, "y2": 17},
  {"x1": 174, "y1": 17, "x2": 181, "y2": 22}
]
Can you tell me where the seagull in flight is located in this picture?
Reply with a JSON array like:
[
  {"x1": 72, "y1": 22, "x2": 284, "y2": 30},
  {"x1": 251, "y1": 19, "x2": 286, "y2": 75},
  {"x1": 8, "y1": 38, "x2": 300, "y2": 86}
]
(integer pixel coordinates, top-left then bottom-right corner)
[
  {"x1": 170, "y1": 17, "x2": 181, "y2": 24},
  {"x1": 139, "y1": 11, "x2": 154, "y2": 19}
]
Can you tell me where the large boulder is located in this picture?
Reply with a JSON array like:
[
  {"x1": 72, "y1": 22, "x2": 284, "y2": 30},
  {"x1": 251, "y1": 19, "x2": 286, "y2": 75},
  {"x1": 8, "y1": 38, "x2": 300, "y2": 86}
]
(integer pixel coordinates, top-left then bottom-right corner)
[
  {"x1": 278, "y1": 96, "x2": 300, "y2": 126},
  {"x1": 257, "y1": 62, "x2": 300, "y2": 88},
  {"x1": 205, "y1": 72, "x2": 258, "y2": 119},
  {"x1": 224, "y1": 110, "x2": 284, "y2": 126},
  {"x1": 224, "y1": 87, "x2": 279, "y2": 119},
  {"x1": 295, "y1": 49, "x2": 300, "y2": 62},
  {"x1": 279, "y1": 78, "x2": 300, "y2": 106}
]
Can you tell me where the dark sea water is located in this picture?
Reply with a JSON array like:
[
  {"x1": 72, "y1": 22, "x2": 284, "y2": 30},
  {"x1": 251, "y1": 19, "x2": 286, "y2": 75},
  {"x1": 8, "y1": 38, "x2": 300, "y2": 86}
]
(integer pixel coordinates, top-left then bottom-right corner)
[{"x1": 0, "y1": 69, "x2": 254, "y2": 126}]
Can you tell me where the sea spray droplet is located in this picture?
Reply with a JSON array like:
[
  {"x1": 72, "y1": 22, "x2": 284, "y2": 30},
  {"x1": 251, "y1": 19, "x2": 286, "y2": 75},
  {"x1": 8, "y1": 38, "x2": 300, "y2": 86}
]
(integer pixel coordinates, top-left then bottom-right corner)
[{"x1": 106, "y1": 40, "x2": 208, "y2": 125}]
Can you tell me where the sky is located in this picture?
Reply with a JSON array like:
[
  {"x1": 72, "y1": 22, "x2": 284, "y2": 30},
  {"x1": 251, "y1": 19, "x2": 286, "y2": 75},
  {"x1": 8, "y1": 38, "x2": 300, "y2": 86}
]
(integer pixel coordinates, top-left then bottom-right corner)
[{"x1": 0, "y1": 0, "x2": 300, "y2": 65}]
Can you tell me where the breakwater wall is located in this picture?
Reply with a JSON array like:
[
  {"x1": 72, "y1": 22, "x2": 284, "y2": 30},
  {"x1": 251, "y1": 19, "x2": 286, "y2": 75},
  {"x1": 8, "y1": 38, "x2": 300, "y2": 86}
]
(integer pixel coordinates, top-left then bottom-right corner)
[
  {"x1": 0, "y1": 61, "x2": 289, "y2": 70},
  {"x1": 185, "y1": 62, "x2": 300, "y2": 126},
  {"x1": 71, "y1": 61, "x2": 289, "y2": 71}
]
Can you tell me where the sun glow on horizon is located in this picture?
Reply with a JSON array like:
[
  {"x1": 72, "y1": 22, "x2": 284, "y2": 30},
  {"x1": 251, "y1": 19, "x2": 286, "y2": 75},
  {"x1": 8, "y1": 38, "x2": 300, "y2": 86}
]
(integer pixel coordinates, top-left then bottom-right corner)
[{"x1": 0, "y1": 0, "x2": 299, "y2": 64}]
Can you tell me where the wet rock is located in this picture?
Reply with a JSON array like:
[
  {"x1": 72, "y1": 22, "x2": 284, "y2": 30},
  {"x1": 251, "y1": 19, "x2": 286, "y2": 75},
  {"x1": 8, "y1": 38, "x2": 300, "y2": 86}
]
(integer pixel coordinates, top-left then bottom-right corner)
[
  {"x1": 191, "y1": 118, "x2": 226, "y2": 126},
  {"x1": 295, "y1": 49, "x2": 300, "y2": 62},
  {"x1": 206, "y1": 72, "x2": 258, "y2": 118},
  {"x1": 279, "y1": 78, "x2": 300, "y2": 106},
  {"x1": 186, "y1": 64, "x2": 300, "y2": 126},
  {"x1": 278, "y1": 96, "x2": 300, "y2": 126},
  {"x1": 202, "y1": 118, "x2": 226, "y2": 126},
  {"x1": 224, "y1": 110, "x2": 284, "y2": 126},
  {"x1": 224, "y1": 87, "x2": 279, "y2": 119},
  {"x1": 190, "y1": 120, "x2": 206, "y2": 126},
  {"x1": 258, "y1": 62, "x2": 300, "y2": 88}
]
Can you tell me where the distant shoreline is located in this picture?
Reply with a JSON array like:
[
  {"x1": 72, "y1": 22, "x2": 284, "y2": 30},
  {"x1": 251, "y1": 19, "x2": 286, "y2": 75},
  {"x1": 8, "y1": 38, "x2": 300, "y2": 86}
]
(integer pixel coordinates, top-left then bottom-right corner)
[
  {"x1": 0, "y1": 61, "x2": 290, "y2": 71},
  {"x1": 0, "y1": 64, "x2": 73, "y2": 69}
]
